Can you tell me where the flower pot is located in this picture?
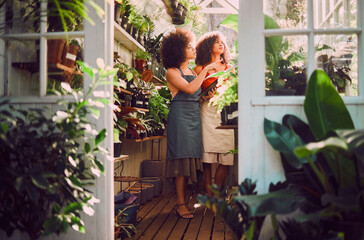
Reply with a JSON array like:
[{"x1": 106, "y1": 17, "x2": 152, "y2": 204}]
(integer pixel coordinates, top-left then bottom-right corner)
[
  {"x1": 134, "y1": 59, "x2": 147, "y2": 71},
  {"x1": 142, "y1": 177, "x2": 162, "y2": 197},
  {"x1": 61, "y1": 42, "x2": 80, "y2": 68},
  {"x1": 128, "y1": 189, "x2": 141, "y2": 204},
  {"x1": 134, "y1": 183, "x2": 154, "y2": 201},
  {"x1": 130, "y1": 186, "x2": 147, "y2": 204},
  {"x1": 221, "y1": 106, "x2": 229, "y2": 125},
  {"x1": 141, "y1": 160, "x2": 163, "y2": 178},
  {"x1": 228, "y1": 102, "x2": 238, "y2": 125},
  {"x1": 114, "y1": 3, "x2": 122, "y2": 24},
  {"x1": 114, "y1": 142, "x2": 123, "y2": 157},
  {"x1": 48, "y1": 39, "x2": 66, "y2": 64},
  {"x1": 172, "y1": 3, "x2": 187, "y2": 25},
  {"x1": 114, "y1": 203, "x2": 139, "y2": 226}
]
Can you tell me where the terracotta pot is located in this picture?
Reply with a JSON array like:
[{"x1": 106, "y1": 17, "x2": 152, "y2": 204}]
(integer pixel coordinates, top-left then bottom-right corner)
[
  {"x1": 61, "y1": 43, "x2": 80, "y2": 68},
  {"x1": 134, "y1": 59, "x2": 147, "y2": 70},
  {"x1": 47, "y1": 39, "x2": 66, "y2": 63}
]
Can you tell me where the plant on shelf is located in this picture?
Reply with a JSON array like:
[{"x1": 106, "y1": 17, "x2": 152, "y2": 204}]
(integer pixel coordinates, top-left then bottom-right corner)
[
  {"x1": 114, "y1": 106, "x2": 145, "y2": 140},
  {"x1": 147, "y1": 88, "x2": 171, "y2": 136},
  {"x1": 134, "y1": 48, "x2": 151, "y2": 71},
  {"x1": 178, "y1": 0, "x2": 204, "y2": 32},
  {"x1": 145, "y1": 32, "x2": 163, "y2": 64},
  {"x1": 316, "y1": 41, "x2": 354, "y2": 93},
  {"x1": 0, "y1": 59, "x2": 117, "y2": 239}
]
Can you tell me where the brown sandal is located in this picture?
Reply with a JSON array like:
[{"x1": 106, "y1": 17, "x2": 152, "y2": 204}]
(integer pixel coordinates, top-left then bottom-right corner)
[{"x1": 174, "y1": 204, "x2": 194, "y2": 219}]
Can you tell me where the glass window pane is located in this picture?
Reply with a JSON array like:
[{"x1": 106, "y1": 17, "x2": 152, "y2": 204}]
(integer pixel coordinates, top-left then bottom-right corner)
[
  {"x1": 264, "y1": 0, "x2": 307, "y2": 29},
  {"x1": 2, "y1": 40, "x2": 40, "y2": 96},
  {"x1": 2, "y1": 0, "x2": 40, "y2": 34},
  {"x1": 266, "y1": 35, "x2": 308, "y2": 96},
  {"x1": 47, "y1": 38, "x2": 84, "y2": 95},
  {"x1": 315, "y1": 34, "x2": 358, "y2": 96},
  {"x1": 313, "y1": 0, "x2": 357, "y2": 29}
]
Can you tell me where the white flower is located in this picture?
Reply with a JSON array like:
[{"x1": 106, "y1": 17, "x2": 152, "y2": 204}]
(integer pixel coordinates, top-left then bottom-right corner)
[{"x1": 96, "y1": 58, "x2": 105, "y2": 69}]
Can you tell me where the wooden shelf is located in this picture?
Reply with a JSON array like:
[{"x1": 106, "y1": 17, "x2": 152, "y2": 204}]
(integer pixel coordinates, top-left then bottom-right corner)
[
  {"x1": 216, "y1": 125, "x2": 238, "y2": 129},
  {"x1": 123, "y1": 135, "x2": 166, "y2": 142},
  {"x1": 134, "y1": 107, "x2": 149, "y2": 112},
  {"x1": 114, "y1": 87, "x2": 133, "y2": 95},
  {"x1": 12, "y1": 62, "x2": 81, "y2": 75},
  {"x1": 114, "y1": 154, "x2": 129, "y2": 162},
  {"x1": 114, "y1": 176, "x2": 141, "y2": 182},
  {"x1": 114, "y1": 21, "x2": 145, "y2": 52}
]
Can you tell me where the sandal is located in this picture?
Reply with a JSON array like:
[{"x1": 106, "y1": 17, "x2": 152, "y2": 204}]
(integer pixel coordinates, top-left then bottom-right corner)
[{"x1": 174, "y1": 204, "x2": 194, "y2": 219}]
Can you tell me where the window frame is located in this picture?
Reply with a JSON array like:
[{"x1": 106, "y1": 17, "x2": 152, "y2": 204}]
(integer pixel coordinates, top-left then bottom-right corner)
[
  {"x1": 0, "y1": 1, "x2": 85, "y2": 101},
  {"x1": 257, "y1": 0, "x2": 364, "y2": 105}
]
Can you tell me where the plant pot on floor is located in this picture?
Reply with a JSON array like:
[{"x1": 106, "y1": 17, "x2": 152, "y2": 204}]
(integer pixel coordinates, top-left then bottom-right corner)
[{"x1": 141, "y1": 160, "x2": 163, "y2": 178}]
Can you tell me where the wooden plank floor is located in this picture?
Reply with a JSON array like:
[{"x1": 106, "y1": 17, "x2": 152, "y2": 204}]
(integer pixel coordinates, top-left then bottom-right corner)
[{"x1": 124, "y1": 190, "x2": 235, "y2": 240}]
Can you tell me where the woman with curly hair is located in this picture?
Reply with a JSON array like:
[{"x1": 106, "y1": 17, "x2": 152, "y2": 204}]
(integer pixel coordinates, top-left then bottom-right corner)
[
  {"x1": 160, "y1": 28, "x2": 220, "y2": 219},
  {"x1": 195, "y1": 31, "x2": 235, "y2": 196}
]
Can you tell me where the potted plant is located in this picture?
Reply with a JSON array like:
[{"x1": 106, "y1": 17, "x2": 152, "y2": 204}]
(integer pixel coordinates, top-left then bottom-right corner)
[
  {"x1": 261, "y1": 70, "x2": 362, "y2": 237},
  {"x1": 0, "y1": 59, "x2": 117, "y2": 239},
  {"x1": 134, "y1": 48, "x2": 151, "y2": 71},
  {"x1": 147, "y1": 88, "x2": 170, "y2": 136}
]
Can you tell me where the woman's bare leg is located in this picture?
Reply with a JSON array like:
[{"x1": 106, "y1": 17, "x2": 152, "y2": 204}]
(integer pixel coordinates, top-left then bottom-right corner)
[
  {"x1": 175, "y1": 176, "x2": 193, "y2": 218},
  {"x1": 203, "y1": 163, "x2": 212, "y2": 196}
]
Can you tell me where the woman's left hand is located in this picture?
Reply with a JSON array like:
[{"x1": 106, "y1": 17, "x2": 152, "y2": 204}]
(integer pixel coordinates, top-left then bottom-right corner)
[{"x1": 202, "y1": 89, "x2": 216, "y2": 101}]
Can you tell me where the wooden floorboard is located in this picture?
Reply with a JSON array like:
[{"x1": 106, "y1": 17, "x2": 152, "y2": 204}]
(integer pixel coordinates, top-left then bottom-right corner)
[
  {"x1": 167, "y1": 192, "x2": 195, "y2": 240},
  {"x1": 123, "y1": 189, "x2": 235, "y2": 240},
  {"x1": 212, "y1": 215, "x2": 225, "y2": 240},
  {"x1": 197, "y1": 208, "x2": 214, "y2": 240},
  {"x1": 139, "y1": 194, "x2": 176, "y2": 240}
]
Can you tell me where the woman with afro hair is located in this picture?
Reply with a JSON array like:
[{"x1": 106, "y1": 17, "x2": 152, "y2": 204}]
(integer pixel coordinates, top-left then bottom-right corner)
[
  {"x1": 160, "y1": 28, "x2": 221, "y2": 219},
  {"x1": 195, "y1": 31, "x2": 235, "y2": 196}
]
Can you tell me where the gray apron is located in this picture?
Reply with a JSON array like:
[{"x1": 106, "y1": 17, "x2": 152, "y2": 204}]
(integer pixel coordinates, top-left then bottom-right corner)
[{"x1": 166, "y1": 68, "x2": 202, "y2": 160}]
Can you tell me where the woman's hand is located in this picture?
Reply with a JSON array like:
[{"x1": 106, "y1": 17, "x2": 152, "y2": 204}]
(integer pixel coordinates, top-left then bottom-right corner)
[
  {"x1": 205, "y1": 59, "x2": 223, "y2": 72},
  {"x1": 201, "y1": 89, "x2": 216, "y2": 101}
]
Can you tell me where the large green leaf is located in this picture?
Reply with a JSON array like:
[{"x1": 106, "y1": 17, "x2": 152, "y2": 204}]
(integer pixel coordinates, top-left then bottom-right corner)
[
  {"x1": 295, "y1": 137, "x2": 350, "y2": 158},
  {"x1": 220, "y1": 14, "x2": 238, "y2": 32},
  {"x1": 304, "y1": 70, "x2": 354, "y2": 140},
  {"x1": 264, "y1": 118, "x2": 307, "y2": 169},
  {"x1": 235, "y1": 189, "x2": 306, "y2": 217}
]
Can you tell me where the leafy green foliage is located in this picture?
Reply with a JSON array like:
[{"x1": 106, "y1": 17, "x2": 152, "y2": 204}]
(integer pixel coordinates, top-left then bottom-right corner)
[
  {"x1": 0, "y1": 59, "x2": 116, "y2": 239},
  {"x1": 262, "y1": 69, "x2": 364, "y2": 227},
  {"x1": 197, "y1": 179, "x2": 265, "y2": 240},
  {"x1": 147, "y1": 88, "x2": 170, "y2": 130}
]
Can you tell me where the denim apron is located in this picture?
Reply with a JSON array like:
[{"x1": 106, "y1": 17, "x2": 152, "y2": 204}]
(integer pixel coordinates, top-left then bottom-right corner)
[{"x1": 166, "y1": 68, "x2": 202, "y2": 160}]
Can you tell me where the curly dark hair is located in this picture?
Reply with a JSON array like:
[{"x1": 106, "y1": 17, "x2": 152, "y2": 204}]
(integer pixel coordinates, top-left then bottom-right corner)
[
  {"x1": 195, "y1": 31, "x2": 230, "y2": 66},
  {"x1": 160, "y1": 28, "x2": 195, "y2": 69}
]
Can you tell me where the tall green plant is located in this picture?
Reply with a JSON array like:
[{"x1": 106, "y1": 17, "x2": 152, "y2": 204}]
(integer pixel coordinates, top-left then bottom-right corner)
[{"x1": 0, "y1": 59, "x2": 117, "y2": 239}]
